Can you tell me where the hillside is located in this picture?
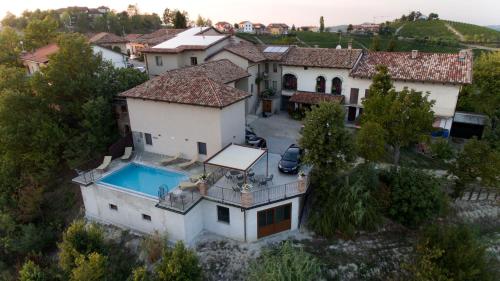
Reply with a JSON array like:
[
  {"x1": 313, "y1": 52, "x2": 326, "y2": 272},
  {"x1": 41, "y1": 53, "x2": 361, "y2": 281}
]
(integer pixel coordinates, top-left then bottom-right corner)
[{"x1": 446, "y1": 21, "x2": 500, "y2": 42}]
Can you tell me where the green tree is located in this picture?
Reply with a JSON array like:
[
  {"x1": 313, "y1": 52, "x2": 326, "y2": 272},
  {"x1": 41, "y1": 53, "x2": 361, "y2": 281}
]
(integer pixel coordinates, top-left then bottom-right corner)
[
  {"x1": 347, "y1": 24, "x2": 353, "y2": 33},
  {"x1": 319, "y1": 16, "x2": 325, "y2": 32},
  {"x1": 163, "y1": 8, "x2": 173, "y2": 25},
  {"x1": 470, "y1": 51, "x2": 500, "y2": 117},
  {"x1": 385, "y1": 167, "x2": 446, "y2": 227},
  {"x1": 371, "y1": 36, "x2": 381, "y2": 51},
  {"x1": 300, "y1": 102, "x2": 355, "y2": 177},
  {"x1": 0, "y1": 26, "x2": 22, "y2": 66},
  {"x1": 24, "y1": 17, "x2": 59, "y2": 50},
  {"x1": 196, "y1": 15, "x2": 204, "y2": 27},
  {"x1": 291, "y1": 24, "x2": 296, "y2": 31},
  {"x1": 173, "y1": 11, "x2": 188, "y2": 29},
  {"x1": 18, "y1": 260, "x2": 47, "y2": 281},
  {"x1": 356, "y1": 121, "x2": 386, "y2": 162},
  {"x1": 450, "y1": 138, "x2": 500, "y2": 197},
  {"x1": 403, "y1": 241, "x2": 452, "y2": 281},
  {"x1": 132, "y1": 266, "x2": 151, "y2": 281},
  {"x1": 70, "y1": 252, "x2": 107, "y2": 281},
  {"x1": 248, "y1": 241, "x2": 322, "y2": 281},
  {"x1": 387, "y1": 38, "x2": 397, "y2": 51},
  {"x1": 361, "y1": 66, "x2": 435, "y2": 164},
  {"x1": 154, "y1": 241, "x2": 202, "y2": 281},
  {"x1": 0, "y1": 65, "x2": 28, "y2": 92}
]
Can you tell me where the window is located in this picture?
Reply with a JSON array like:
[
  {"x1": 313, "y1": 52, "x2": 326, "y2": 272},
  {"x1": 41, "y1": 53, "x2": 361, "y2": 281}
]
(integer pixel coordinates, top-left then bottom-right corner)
[
  {"x1": 264, "y1": 63, "x2": 269, "y2": 73},
  {"x1": 217, "y1": 206, "x2": 230, "y2": 223},
  {"x1": 273, "y1": 63, "x2": 278, "y2": 72},
  {"x1": 331, "y1": 77, "x2": 342, "y2": 95},
  {"x1": 190, "y1": 57, "x2": 198, "y2": 65},
  {"x1": 109, "y1": 204, "x2": 118, "y2": 211},
  {"x1": 142, "y1": 214, "x2": 151, "y2": 221},
  {"x1": 283, "y1": 74, "x2": 297, "y2": 90},
  {"x1": 272, "y1": 80, "x2": 277, "y2": 90},
  {"x1": 250, "y1": 83, "x2": 254, "y2": 93},
  {"x1": 264, "y1": 80, "x2": 269, "y2": 89},
  {"x1": 316, "y1": 76, "x2": 326, "y2": 93},
  {"x1": 145, "y1": 133, "x2": 153, "y2": 145},
  {"x1": 350, "y1": 88, "x2": 359, "y2": 104},
  {"x1": 197, "y1": 142, "x2": 207, "y2": 155},
  {"x1": 155, "y1": 56, "x2": 163, "y2": 66}
]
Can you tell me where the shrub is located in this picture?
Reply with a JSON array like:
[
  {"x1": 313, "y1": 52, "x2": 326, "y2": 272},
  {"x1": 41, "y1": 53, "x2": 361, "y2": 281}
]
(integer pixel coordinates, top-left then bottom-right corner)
[
  {"x1": 308, "y1": 164, "x2": 382, "y2": 238},
  {"x1": 385, "y1": 167, "x2": 447, "y2": 227},
  {"x1": 410, "y1": 224, "x2": 497, "y2": 281},
  {"x1": 19, "y1": 260, "x2": 47, "y2": 281},
  {"x1": 154, "y1": 241, "x2": 202, "y2": 281},
  {"x1": 141, "y1": 230, "x2": 168, "y2": 263},
  {"x1": 131, "y1": 266, "x2": 150, "y2": 281},
  {"x1": 247, "y1": 241, "x2": 322, "y2": 281},
  {"x1": 70, "y1": 252, "x2": 107, "y2": 281},
  {"x1": 430, "y1": 139, "x2": 454, "y2": 160}
]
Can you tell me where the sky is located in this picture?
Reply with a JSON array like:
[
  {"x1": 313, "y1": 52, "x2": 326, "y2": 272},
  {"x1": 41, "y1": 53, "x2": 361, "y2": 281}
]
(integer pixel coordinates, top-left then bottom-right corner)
[{"x1": 1, "y1": 0, "x2": 499, "y2": 26}]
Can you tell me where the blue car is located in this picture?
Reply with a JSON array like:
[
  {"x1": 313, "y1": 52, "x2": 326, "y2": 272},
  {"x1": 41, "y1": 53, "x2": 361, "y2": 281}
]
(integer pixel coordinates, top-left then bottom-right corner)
[{"x1": 278, "y1": 144, "x2": 302, "y2": 174}]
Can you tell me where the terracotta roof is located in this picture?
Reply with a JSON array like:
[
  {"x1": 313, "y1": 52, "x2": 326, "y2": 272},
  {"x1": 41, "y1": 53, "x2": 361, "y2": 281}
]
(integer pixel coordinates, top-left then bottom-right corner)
[
  {"x1": 118, "y1": 60, "x2": 251, "y2": 108},
  {"x1": 282, "y1": 47, "x2": 362, "y2": 68},
  {"x1": 89, "y1": 32, "x2": 128, "y2": 44},
  {"x1": 350, "y1": 51, "x2": 473, "y2": 84},
  {"x1": 290, "y1": 91, "x2": 345, "y2": 104},
  {"x1": 221, "y1": 42, "x2": 267, "y2": 62},
  {"x1": 134, "y1": 29, "x2": 185, "y2": 45},
  {"x1": 268, "y1": 23, "x2": 289, "y2": 28},
  {"x1": 125, "y1": 33, "x2": 143, "y2": 40},
  {"x1": 21, "y1": 43, "x2": 59, "y2": 63}
]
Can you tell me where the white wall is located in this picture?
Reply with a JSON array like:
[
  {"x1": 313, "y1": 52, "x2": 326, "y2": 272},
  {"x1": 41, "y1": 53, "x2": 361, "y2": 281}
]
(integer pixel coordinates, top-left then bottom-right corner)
[
  {"x1": 92, "y1": 45, "x2": 128, "y2": 68},
  {"x1": 201, "y1": 200, "x2": 246, "y2": 240},
  {"x1": 220, "y1": 101, "x2": 246, "y2": 145}
]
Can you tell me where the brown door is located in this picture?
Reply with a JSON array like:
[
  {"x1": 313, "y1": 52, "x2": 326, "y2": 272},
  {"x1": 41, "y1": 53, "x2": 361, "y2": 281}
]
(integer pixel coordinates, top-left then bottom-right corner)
[
  {"x1": 257, "y1": 204, "x2": 291, "y2": 238},
  {"x1": 263, "y1": 99, "x2": 272, "y2": 113},
  {"x1": 348, "y1": 106, "x2": 357, "y2": 121}
]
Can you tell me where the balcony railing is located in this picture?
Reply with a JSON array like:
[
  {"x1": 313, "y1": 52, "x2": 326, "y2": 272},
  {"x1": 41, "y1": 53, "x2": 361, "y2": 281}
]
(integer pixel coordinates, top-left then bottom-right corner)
[{"x1": 157, "y1": 188, "x2": 202, "y2": 212}]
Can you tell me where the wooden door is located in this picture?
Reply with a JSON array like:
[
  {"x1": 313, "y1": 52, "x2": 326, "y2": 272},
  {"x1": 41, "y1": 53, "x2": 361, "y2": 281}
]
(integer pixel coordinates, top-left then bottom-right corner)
[
  {"x1": 263, "y1": 99, "x2": 272, "y2": 113},
  {"x1": 348, "y1": 106, "x2": 357, "y2": 121},
  {"x1": 257, "y1": 204, "x2": 291, "y2": 238}
]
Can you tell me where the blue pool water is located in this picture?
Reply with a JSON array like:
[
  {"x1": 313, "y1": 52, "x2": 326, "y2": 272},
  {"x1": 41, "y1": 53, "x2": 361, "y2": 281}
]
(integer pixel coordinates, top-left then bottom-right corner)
[{"x1": 98, "y1": 163, "x2": 188, "y2": 197}]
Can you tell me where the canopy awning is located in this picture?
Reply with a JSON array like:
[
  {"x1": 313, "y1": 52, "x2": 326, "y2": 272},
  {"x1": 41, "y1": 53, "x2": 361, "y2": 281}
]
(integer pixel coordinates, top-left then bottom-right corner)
[{"x1": 204, "y1": 143, "x2": 267, "y2": 172}]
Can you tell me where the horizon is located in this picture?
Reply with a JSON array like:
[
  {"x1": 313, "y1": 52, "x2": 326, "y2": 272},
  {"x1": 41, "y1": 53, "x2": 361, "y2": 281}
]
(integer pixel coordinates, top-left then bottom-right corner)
[{"x1": 1, "y1": 0, "x2": 499, "y2": 27}]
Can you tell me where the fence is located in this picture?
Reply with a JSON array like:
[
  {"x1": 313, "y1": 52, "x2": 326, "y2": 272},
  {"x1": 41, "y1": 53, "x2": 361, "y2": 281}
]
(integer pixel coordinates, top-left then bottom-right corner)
[
  {"x1": 158, "y1": 189, "x2": 202, "y2": 212},
  {"x1": 207, "y1": 186, "x2": 242, "y2": 205}
]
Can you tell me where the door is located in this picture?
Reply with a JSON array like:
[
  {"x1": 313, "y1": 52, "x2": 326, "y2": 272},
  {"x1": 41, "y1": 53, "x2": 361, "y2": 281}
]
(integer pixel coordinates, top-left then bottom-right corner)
[
  {"x1": 263, "y1": 99, "x2": 273, "y2": 113},
  {"x1": 347, "y1": 107, "x2": 357, "y2": 122},
  {"x1": 257, "y1": 203, "x2": 291, "y2": 238}
]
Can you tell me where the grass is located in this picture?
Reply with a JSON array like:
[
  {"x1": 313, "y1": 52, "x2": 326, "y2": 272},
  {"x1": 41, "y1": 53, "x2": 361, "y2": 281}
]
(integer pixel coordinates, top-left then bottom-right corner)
[
  {"x1": 446, "y1": 21, "x2": 500, "y2": 43},
  {"x1": 396, "y1": 20, "x2": 458, "y2": 40}
]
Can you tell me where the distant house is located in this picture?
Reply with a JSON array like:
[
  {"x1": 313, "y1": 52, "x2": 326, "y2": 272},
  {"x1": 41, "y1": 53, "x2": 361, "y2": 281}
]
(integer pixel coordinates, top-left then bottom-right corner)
[
  {"x1": 351, "y1": 23, "x2": 380, "y2": 34},
  {"x1": 299, "y1": 26, "x2": 319, "y2": 32},
  {"x1": 89, "y1": 32, "x2": 129, "y2": 54},
  {"x1": 126, "y1": 29, "x2": 186, "y2": 57},
  {"x1": 215, "y1": 21, "x2": 233, "y2": 33},
  {"x1": 239, "y1": 21, "x2": 254, "y2": 33},
  {"x1": 253, "y1": 23, "x2": 266, "y2": 34},
  {"x1": 267, "y1": 23, "x2": 289, "y2": 35}
]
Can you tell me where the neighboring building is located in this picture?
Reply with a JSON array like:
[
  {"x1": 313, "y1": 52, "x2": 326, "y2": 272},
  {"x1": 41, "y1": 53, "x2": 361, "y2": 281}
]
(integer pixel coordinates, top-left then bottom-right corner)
[
  {"x1": 125, "y1": 33, "x2": 144, "y2": 56},
  {"x1": 89, "y1": 32, "x2": 129, "y2": 54},
  {"x1": 21, "y1": 43, "x2": 129, "y2": 75},
  {"x1": 127, "y1": 4, "x2": 139, "y2": 17},
  {"x1": 127, "y1": 29, "x2": 186, "y2": 57},
  {"x1": 253, "y1": 23, "x2": 266, "y2": 34},
  {"x1": 351, "y1": 23, "x2": 380, "y2": 34},
  {"x1": 299, "y1": 26, "x2": 319, "y2": 32},
  {"x1": 142, "y1": 27, "x2": 239, "y2": 76},
  {"x1": 215, "y1": 21, "x2": 233, "y2": 33},
  {"x1": 239, "y1": 21, "x2": 254, "y2": 33},
  {"x1": 267, "y1": 23, "x2": 289, "y2": 35}
]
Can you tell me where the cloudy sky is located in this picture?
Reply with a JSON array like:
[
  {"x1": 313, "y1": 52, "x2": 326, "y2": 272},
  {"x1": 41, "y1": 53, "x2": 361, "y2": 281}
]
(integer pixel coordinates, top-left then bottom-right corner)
[{"x1": 1, "y1": 0, "x2": 498, "y2": 26}]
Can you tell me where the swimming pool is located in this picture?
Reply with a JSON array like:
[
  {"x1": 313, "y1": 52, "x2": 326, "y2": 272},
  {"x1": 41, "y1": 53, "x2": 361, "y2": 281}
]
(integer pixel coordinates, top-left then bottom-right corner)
[{"x1": 98, "y1": 163, "x2": 188, "y2": 198}]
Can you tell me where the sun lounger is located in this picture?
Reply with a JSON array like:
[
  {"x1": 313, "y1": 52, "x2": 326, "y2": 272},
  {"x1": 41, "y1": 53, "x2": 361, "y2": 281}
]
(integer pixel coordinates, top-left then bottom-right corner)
[
  {"x1": 161, "y1": 152, "x2": 181, "y2": 165},
  {"x1": 96, "y1": 156, "x2": 112, "y2": 172},
  {"x1": 178, "y1": 155, "x2": 198, "y2": 169},
  {"x1": 179, "y1": 181, "x2": 198, "y2": 191},
  {"x1": 121, "y1": 147, "x2": 133, "y2": 161}
]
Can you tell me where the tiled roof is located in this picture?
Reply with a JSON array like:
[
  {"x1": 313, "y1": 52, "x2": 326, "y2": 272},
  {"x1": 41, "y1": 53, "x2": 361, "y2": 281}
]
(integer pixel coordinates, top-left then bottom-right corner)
[
  {"x1": 350, "y1": 51, "x2": 473, "y2": 84},
  {"x1": 89, "y1": 32, "x2": 128, "y2": 44},
  {"x1": 290, "y1": 91, "x2": 345, "y2": 104},
  {"x1": 118, "y1": 60, "x2": 251, "y2": 108},
  {"x1": 21, "y1": 43, "x2": 59, "y2": 63},
  {"x1": 282, "y1": 47, "x2": 362, "y2": 68},
  {"x1": 268, "y1": 23, "x2": 289, "y2": 28},
  {"x1": 260, "y1": 45, "x2": 292, "y2": 61},
  {"x1": 134, "y1": 29, "x2": 185, "y2": 45},
  {"x1": 222, "y1": 42, "x2": 267, "y2": 62},
  {"x1": 125, "y1": 33, "x2": 143, "y2": 40}
]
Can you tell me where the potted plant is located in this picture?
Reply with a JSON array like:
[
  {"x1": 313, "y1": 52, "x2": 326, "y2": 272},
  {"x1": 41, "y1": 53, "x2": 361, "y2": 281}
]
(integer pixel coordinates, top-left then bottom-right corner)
[{"x1": 242, "y1": 183, "x2": 253, "y2": 192}]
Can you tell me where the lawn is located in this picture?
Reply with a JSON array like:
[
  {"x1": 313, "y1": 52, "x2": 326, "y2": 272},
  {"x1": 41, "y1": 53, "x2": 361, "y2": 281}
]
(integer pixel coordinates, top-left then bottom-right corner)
[
  {"x1": 397, "y1": 20, "x2": 458, "y2": 40},
  {"x1": 446, "y1": 20, "x2": 500, "y2": 43}
]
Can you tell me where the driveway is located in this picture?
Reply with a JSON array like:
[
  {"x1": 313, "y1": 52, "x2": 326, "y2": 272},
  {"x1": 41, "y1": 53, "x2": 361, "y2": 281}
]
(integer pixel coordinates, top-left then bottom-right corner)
[{"x1": 248, "y1": 113, "x2": 302, "y2": 154}]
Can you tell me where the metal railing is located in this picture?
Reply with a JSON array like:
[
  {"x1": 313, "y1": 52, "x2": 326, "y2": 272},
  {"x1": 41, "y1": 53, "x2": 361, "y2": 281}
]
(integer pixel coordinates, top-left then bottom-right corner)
[
  {"x1": 251, "y1": 181, "x2": 301, "y2": 205},
  {"x1": 158, "y1": 189, "x2": 202, "y2": 212},
  {"x1": 74, "y1": 169, "x2": 102, "y2": 185},
  {"x1": 207, "y1": 186, "x2": 242, "y2": 205}
]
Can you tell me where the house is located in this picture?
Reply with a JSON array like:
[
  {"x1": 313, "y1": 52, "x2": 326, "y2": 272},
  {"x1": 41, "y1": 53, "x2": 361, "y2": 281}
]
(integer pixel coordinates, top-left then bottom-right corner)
[
  {"x1": 351, "y1": 23, "x2": 380, "y2": 34},
  {"x1": 239, "y1": 21, "x2": 254, "y2": 33},
  {"x1": 21, "y1": 42, "x2": 129, "y2": 75},
  {"x1": 267, "y1": 23, "x2": 289, "y2": 35},
  {"x1": 215, "y1": 21, "x2": 233, "y2": 33},
  {"x1": 73, "y1": 59, "x2": 310, "y2": 243},
  {"x1": 89, "y1": 32, "x2": 129, "y2": 54},
  {"x1": 126, "y1": 29, "x2": 186, "y2": 58},
  {"x1": 124, "y1": 34, "x2": 144, "y2": 56},
  {"x1": 299, "y1": 26, "x2": 319, "y2": 32},
  {"x1": 141, "y1": 27, "x2": 241, "y2": 76},
  {"x1": 127, "y1": 4, "x2": 139, "y2": 17},
  {"x1": 253, "y1": 23, "x2": 266, "y2": 34}
]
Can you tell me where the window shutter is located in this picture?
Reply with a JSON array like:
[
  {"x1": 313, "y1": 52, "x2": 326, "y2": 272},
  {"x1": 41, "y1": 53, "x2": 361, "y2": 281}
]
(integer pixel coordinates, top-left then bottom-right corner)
[{"x1": 350, "y1": 88, "x2": 359, "y2": 104}]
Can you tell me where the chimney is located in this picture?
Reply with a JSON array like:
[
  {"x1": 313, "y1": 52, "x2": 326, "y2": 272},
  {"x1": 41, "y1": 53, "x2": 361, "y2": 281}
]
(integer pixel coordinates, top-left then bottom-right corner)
[
  {"x1": 411, "y1": 50, "x2": 419, "y2": 59},
  {"x1": 347, "y1": 41, "x2": 352, "y2": 50}
]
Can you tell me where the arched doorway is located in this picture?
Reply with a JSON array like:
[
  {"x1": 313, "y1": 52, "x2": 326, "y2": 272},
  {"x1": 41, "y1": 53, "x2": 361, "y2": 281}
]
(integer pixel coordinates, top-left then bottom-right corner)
[
  {"x1": 283, "y1": 74, "x2": 297, "y2": 90},
  {"x1": 316, "y1": 76, "x2": 326, "y2": 93},
  {"x1": 331, "y1": 77, "x2": 342, "y2": 95}
]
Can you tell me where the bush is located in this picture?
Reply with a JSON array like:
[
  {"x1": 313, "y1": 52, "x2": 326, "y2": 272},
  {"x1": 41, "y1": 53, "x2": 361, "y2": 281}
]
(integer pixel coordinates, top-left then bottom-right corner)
[
  {"x1": 70, "y1": 252, "x2": 107, "y2": 281},
  {"x1": 247, "y1": 241, "x2": 322, "y2": 281},
  {"x1": 141, "y1": 230, "x2": 168, "y2": 263},
  {"x1": 19, "y1": 260, "x2": 47, "y2": 281},
  {"x1": 430, "y1": 139, "x2": 454, "y2": 160},
  {"x1": 409, "y1": 224, "x2": 498, "y2": 281},
  {"x1": 385, "y1": 167, "x2": 447, "y2": 227},
  {"x1": 308, "y1": 164, "x2": 382, "y2": 237},
  {"x1": 154, "y1": 241, "x2": 202, "y2": 281}
]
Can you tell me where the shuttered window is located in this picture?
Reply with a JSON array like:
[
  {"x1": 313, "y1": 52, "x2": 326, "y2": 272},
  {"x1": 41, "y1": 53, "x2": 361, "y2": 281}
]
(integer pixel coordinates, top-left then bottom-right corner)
[{"x1": 350, "y1": 88, "x2": 359, "y2": 104}]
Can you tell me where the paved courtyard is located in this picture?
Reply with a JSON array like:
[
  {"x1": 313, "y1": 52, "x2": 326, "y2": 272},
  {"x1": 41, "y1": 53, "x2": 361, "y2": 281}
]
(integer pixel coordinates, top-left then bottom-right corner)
[{"x1": 248, "y1": 112, "x2": 303, "y2": 154}]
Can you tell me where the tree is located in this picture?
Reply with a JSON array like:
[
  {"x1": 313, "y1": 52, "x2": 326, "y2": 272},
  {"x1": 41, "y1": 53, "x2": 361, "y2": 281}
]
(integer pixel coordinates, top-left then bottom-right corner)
[
  {"x1": 248, "y1": 241, "x2": 323, "y2": 281},
  {"x1": 24, "y1": 17, "x2": 59, "y2": 50},
  {"x1": 154, "y1": 241, "x2": 202, "y2": 281},
  {"x1": 0, "y1": 66, "x2": 28, "y2": 92},
  {"x1": 234, "y1": 23, "x2": 239, "y2": 29},
  {"x1": 291, "y1": 24, "x2": 296, "y2": 31},
  {"x1": 70, "y1": 252, "x2": 107, "y2": 281},
  {"x1": 470, "y1": 51, "x2": 500, "y2": 117},
  {"x1": 319, "y1": 16, "x2": 325, "y2": 32},
  {"x1": 361, "y1": 66, "x2": 435, "y2": 164},
  {"x1": 173, "y1": 10, "x2": 188, "y2": 29},
  {"x1": 19, "y1": 260, "x2": 47, "y2": 281},
  {"x1": 370, "y1": 36, "x2": 381, "y2": 51},
  {"x1": 387, "y1": 38, "x2": 397, "y2": 51},
  {"x1": 300, "y1": 102, "x2": 355, "y2": 178},
  {"x1": 356, "y1": 121, "x2": 386, "y2": 162},
  {"x1": 450, "y1": 138, "x2": 500, "y2": 197},
  {"x1": 196, "y1": 15, "x2": 204, "y2": 27},
  {"x1": 163, "y1": 8, "x2": 173, "y2": 25},
  {"x1": 385, "y1": 167, "x2": 446, "y2": 227},
  {"x1": 347, "y1": 24, "x2": 353, "y2": 33},
  {"x1": 0, "y1": 26, "x2": 21, "y2": 66},
  {"x1": 131, "y1": 266, "x2": 151, "y2": 281},
  {"x1": 428, "y1": 13, "x2": 439, "y2": 20}
]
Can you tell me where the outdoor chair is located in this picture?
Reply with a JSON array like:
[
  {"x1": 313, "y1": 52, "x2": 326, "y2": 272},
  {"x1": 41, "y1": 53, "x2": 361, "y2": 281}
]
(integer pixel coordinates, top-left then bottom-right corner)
[
  {"x1": 258, "y1": 178, "x2": 267, "y2": 187},
  {"x1": 161, "y1": 152, "x2": 181, "y2": 166},
  {"x1": 179, "y1": 181, "x2": 198, "y2": 191},
  {"x1": 121, "y1": 147, "x2": 133, "y2": 161},
  {"x1": 266, "y1": 174, "x2": 274, "y2": 184},
  {"x1": 96, "y1": 156, "x2": 112, "y2": 172},
  {"x1": 224, "y1": 172, "x2": 232, "y2": 183},
  {"x1": 178, "y1": 155, "x2": 199, "y2": 169}
]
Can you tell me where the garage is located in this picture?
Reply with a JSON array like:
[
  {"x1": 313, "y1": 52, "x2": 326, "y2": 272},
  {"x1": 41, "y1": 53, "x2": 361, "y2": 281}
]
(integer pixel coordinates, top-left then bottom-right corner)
[
  {"x1": 257, "y1": 203, "x2": 292, "y2": 238},
  {"x1": 451, "y1": 112, "x2": 487, "y2": 139}
]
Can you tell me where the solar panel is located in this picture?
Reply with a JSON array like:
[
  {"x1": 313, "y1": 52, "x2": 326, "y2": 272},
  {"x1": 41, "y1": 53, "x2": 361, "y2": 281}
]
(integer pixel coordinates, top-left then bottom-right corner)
[{"x1": 263, "y1": 46, "x2": 289, "y2": 53}]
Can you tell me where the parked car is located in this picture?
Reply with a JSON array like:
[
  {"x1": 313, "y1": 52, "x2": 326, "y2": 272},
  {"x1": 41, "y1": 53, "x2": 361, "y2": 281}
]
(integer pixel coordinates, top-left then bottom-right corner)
[
  {"x1": 248, "y1": 137, "x2": 267, "y2": 148},
  {"x1": 278, "y1": 144, "x2": 302, "y2": 174}
]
